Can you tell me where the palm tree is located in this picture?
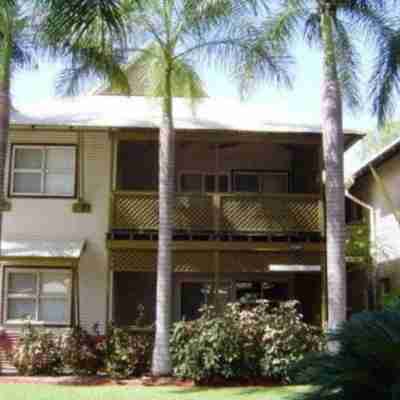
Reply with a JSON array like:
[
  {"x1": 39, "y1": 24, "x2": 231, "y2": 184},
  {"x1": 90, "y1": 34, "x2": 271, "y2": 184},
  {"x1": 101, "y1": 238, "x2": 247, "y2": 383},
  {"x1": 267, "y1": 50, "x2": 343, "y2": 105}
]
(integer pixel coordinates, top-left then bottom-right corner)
[
  {"x1": 0, "y1": 2, "x2": 34, "y2": 234},
  {"x1": 237, "y1": 0, "x2": 388, "y2": 335},
  {"x1": 38, "y1": 0, "x2": 291, "y2": 375}
]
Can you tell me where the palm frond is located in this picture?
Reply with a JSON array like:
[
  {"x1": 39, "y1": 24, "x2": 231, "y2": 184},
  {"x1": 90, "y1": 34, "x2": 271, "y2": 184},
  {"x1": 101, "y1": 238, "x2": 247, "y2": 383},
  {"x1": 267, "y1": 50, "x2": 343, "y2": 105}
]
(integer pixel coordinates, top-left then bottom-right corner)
[
  {"x1": 56, "y1": 44, "x2": 130, "y2": 97},
  {"x1": 369, "y1": 22, "x2": 400, "y2": 126},
  {"x1": 123, "y1": 43, "x2": 207, "y2": 100},
  {"x1": 36, "y1": 0, "x2": 129, "y2": 52},
  {"x1": 332, "y1": 17, "x2": 362, "y2": 112},
  {"x1": 304, "y1": 12, "x2": 321, "y2": 47},
  {"x1": 233, "y1": 27, "x2": 294, "y2": 97}
]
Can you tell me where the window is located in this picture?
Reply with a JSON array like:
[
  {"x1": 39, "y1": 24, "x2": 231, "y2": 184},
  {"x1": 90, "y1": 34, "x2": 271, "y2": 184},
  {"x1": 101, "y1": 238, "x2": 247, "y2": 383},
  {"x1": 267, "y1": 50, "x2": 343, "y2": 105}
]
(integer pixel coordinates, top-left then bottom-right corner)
[
  {"x1": 5, "y1": 269, "x2": 72, "y2": 325},
  {"x1": 179, "y1": 172, "x2": 230, "y2": 193},
  {"x1": 180, "y1": 281, "x2": 231, "y2": 320},
  {"x1": 10, "y1": 146, "x2": 76, "y2": 197},
  {"x1": 233, "y1": 171, "x2": 289, "y2": 193},
  {"x1": 235, "y1": 281, "x2": 289, "y2": 304}
]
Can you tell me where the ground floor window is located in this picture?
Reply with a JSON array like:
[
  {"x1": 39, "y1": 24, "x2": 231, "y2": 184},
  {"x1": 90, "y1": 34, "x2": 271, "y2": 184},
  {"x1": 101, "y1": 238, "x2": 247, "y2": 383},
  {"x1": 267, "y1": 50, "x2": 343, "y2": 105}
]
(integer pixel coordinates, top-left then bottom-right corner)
[
  {"x1": 113, "y1": 272, "x2": 156, "y2": 326},
  {"x1": 180, "y1": 281, "x2": 231, "y2": 320},
  {"x1": 180, "y1": 279, "x2": 290, "y2": 320},
  {"x1": 4, "y1": 269, "x2": 72, "y2": 325},
  {"x1": 235, "y1": 281, "x2": 290, "y2": 304}
]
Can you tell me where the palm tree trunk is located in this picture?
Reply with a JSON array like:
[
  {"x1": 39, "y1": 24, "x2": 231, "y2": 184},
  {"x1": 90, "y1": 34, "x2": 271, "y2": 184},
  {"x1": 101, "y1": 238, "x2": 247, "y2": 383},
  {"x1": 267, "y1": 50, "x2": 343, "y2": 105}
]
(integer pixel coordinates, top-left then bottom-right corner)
[
  {"x1": 152, "y1": 66, "x2": 175, "y2": 376},
  {"x1": 320, "y1": 7, "x2": 347, "y2": 334},
  {"x1": 0, "y1": 32, "x2": 11, "y2": 242}
]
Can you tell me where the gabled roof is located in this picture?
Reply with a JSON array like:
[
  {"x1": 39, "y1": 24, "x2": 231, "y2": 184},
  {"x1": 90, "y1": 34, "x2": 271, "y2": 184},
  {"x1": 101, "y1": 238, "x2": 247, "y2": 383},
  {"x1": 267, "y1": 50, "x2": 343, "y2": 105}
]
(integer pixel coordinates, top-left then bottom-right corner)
[
  {"x1": 352, "y1": 136, "x2": 400, "y2": 181},
  {"x1": 11, "y1": 96, "x2": 364, "y2": 146}
]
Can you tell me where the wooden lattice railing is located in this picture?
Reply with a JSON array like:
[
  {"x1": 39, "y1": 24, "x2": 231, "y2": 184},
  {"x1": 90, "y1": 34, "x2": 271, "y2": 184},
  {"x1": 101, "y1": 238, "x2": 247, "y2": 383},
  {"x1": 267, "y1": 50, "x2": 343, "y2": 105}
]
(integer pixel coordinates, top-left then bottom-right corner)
[{"x1": 110, "y1": 191, "x2": 323, "y2": 234}]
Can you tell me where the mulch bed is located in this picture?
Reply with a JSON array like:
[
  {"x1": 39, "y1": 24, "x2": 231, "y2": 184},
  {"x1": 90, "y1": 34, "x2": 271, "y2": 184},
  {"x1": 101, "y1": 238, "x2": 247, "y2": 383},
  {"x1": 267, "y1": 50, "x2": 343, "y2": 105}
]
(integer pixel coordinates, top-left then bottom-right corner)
[
  {"x1": 0, "y1": 375, "x2": 195, "y2": 387},
  {"x1": 0, "y1": 375, "x2": 281, "y2": 387}
]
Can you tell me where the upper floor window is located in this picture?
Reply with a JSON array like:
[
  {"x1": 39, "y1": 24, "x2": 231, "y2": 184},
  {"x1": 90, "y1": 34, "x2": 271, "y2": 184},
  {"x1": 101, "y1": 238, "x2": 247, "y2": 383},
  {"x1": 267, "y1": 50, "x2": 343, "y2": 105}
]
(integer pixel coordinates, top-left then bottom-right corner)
[
  {"x1": 233, "y1": 171, "x2": 289, "y2": 193},
  {"x1": 10, "y1": 145, "x2": 76, "y2": 197},
  {"x1": 179, "y1": 172, "x2": 230, "y2": 193}
]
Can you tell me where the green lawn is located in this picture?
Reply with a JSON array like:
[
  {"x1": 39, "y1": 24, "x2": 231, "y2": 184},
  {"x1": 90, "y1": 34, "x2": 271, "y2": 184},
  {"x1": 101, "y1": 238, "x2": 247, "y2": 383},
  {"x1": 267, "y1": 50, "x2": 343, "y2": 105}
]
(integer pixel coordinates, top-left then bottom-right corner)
[{"x1": 0, "y1": 384, "x2": 309, "y2": 400}]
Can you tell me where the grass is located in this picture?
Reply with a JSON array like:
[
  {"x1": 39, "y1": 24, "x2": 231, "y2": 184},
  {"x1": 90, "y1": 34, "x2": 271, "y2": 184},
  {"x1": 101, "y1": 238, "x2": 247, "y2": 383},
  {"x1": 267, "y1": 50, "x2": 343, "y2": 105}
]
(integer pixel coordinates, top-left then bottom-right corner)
[{"x1": 0, "y1": 384, "x2": 310, "y2": 400}]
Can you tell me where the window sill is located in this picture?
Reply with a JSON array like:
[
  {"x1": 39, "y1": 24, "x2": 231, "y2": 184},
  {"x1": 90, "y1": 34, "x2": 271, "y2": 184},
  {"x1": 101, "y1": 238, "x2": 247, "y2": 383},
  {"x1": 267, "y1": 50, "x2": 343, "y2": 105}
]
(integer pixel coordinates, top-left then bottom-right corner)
[
  {"x1": 4, "y1": 320, "x2": 70, "y2": 327},
  {"x1": 9, "y1": 195, "x2": 77, "y2": 199}
]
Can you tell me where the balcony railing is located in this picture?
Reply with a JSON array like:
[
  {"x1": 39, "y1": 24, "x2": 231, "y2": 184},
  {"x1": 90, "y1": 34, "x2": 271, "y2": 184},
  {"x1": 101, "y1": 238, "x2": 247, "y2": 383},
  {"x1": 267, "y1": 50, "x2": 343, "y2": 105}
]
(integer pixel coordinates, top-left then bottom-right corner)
[{"x1": 110, "y1": 191, "x2": 324, "y2": 235}]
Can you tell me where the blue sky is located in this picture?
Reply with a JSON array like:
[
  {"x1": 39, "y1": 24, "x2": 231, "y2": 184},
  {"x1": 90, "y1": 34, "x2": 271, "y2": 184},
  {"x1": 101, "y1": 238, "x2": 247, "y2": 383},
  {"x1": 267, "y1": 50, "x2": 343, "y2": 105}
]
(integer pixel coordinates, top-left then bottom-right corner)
[{"x1": 11, "y1": 43, "x2": 378, "y2": 173}]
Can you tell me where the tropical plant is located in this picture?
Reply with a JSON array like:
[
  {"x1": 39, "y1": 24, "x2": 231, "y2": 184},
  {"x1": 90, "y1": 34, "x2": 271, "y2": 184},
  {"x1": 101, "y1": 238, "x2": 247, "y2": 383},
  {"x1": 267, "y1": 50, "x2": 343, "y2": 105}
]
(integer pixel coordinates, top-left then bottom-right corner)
[
  {"x1": 12, "y1": 324, "x2": 63, "y2": 376},
  {"x1": 294, "y1": 311, "x2": 400, "y2": 399},
  {"x1": 37, "y1": 0, "x2": 290, "y2": 375},
  {"x1": 237, "y1": 0, "x2": 389, "y2": 334},
  {"x1": 60, "y1": 326, "x2": 103, "y2": 376},
  {"x1": 0, "y1": 1, "x2": 35, "y2": 230},
  {"x1": 100, "y1": 325, "x2": 154, "y2": 379}
]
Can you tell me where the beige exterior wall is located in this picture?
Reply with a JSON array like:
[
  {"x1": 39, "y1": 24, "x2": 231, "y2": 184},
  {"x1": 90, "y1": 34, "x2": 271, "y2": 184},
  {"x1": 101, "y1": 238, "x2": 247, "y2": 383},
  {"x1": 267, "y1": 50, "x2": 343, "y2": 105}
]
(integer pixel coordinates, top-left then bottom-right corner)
[
  {"x1": 1, "y1": 129, "x2": 111, "y2": 332},
  {"x1": 351, "y1": 152, "x2": 400, "y2": 288}
]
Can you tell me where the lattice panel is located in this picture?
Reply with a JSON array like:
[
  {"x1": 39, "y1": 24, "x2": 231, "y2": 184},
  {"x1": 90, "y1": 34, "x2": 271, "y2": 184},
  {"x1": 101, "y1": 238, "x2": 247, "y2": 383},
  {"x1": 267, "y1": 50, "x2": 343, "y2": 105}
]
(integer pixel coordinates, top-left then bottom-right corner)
[
  {"x1": 287, "y1": 198, "x2": 320, "y2": 232},
  {"x1": 174, "y1": 252, "x2": 214, "y2": 273},
  {"x1": 290, "y1": 252, "x2": 322, "y2": 266},
  {"x1": 110, "y1": 250, "x2": 322, "y2": 273},
  {"x1": 220, "y1": 195, "x2": 320, "y2": 233},
  {"x1": 111, "y1": 250, "x2": 215, "y2": 272},
  {"x1": 220, "y1": 252, "x2": 272, "y2": 273},
  {"x1": 174, "y1": 195, "x2": 214, "y2": 231},
  {"x1": 113, "y1": 194, "x2": 159, "y2": 230},
  {"x1": 111, "y1": 250, "x2": 157, "y2": 271},
  {"x1": 112, "y1": 193, "x2": 214, "y2": 231}
]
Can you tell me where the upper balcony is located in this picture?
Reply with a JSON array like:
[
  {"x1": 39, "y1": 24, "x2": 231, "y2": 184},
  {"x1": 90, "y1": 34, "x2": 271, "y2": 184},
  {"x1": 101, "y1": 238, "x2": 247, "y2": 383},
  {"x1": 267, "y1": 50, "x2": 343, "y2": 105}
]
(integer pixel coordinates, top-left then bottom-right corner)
[
  {"x1": 108, "y1": 139, "x2": 324, "y2": 241},
  {"x1": 109, "y1": 191, "x2": 323, "y2": 238}
]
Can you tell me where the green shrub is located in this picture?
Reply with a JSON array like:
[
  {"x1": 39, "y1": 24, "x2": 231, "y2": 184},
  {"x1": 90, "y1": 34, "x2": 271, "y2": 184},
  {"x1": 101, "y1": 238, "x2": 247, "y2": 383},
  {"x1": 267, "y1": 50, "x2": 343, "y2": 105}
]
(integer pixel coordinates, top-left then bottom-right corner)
[
  {"x1": 294, "y1": 311, "x2": 400, "y2": 400},
  {"x1": 261, "y1": 301, "x2": 323, "y2": 382},
  {"x1": 60, "y1": 326, "x2": 103, "y2": 375},
  {"x1": 171, "y1": 301, "x2": 323, "y2": 383},
  {"x1": 12, "y1": 324, "x2": 63, "y2": 376},
  {"x1": 101, "y1": 325, "x2": 153, "y2": 379}
]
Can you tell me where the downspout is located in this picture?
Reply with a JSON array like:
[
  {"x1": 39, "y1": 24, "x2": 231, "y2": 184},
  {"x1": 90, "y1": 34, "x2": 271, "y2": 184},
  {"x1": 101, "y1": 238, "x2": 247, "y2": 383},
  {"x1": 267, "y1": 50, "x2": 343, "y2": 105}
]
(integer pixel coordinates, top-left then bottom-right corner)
[{"x1": 72, "y1": 131, "x2": 91, "y2": 213}]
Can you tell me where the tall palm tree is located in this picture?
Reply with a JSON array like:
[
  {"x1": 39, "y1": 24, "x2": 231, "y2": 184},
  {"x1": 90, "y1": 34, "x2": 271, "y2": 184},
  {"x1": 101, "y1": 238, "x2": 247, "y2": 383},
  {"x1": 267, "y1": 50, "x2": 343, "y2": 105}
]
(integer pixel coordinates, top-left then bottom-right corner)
[
  {"x1": 0, "y1": 2, "x2": 34, "y2": 234},
  {"x1": 235, "y1": 0, "x2": 388, "y2": 334},
  {"x1": 38, "y1": 0, "x2": 291, "y2": 375}
]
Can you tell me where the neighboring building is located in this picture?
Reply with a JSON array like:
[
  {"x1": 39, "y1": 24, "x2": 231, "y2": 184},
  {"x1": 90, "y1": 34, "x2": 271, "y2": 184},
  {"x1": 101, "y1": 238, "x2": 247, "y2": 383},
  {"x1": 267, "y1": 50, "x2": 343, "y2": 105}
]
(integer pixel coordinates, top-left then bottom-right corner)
[
  {"x1": 0, "y1": 94, "x2": 365, "y2": 346},
  {"x1": 348, "y1": 137, "x2": 400, "y2": 295}
]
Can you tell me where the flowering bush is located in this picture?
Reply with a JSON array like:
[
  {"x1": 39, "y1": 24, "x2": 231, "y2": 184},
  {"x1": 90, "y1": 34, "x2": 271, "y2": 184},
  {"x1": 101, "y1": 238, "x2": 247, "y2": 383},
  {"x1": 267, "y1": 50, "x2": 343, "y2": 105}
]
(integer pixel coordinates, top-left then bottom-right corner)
[
  {"x1": 60, "y1": 326, "x2": 104, "y2": 375},
  {"x1": 260, "y1": 301, "x2": 324, "y2": 382},
  {"x1": 101, "y1": 325, "x2": 154, "y2": 379},
  {"x1": 12, "y1": 324, "x2": 63, "y2": 376},
  {"x1": 171, "y1": 301, "x2": 324, "y2": 383}
]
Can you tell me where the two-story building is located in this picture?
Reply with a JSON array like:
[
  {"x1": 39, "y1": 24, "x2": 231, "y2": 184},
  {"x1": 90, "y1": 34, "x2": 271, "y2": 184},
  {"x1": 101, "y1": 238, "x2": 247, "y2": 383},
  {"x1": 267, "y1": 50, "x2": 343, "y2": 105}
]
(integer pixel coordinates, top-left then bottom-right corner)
[{"x1": 0, "y1": 95, "x2": 365, "y2": 344}]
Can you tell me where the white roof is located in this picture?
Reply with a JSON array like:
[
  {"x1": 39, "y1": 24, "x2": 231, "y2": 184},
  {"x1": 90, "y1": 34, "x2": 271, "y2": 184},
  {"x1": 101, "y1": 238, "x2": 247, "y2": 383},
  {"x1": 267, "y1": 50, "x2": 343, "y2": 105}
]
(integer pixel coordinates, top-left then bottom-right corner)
[
  {"x1": 11, "y1": 96, "x2": 363, "y2": 137},
  {"x1": 0, "y1": 240, "x2": 86, "y2": 259},
  {"x1": 351, "y1": 136, "x2": 400, "y2": 181}
]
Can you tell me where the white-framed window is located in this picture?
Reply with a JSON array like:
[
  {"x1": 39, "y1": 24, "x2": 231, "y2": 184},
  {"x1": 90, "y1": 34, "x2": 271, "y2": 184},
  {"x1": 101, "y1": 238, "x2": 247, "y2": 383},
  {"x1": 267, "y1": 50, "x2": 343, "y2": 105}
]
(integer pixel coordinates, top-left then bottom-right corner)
[
  {"x1": 10, "y1": 145, "x2": 77, "y2": 197},
  {"x1": 4, "y1": 269, "x2": 72, "y2": 325},
  {"x1": 179, "y1": 171, "x2": 230, "y2": 193},
  {"x1": 233, "y1": 171, "x2": 289, "y2": 193}
]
